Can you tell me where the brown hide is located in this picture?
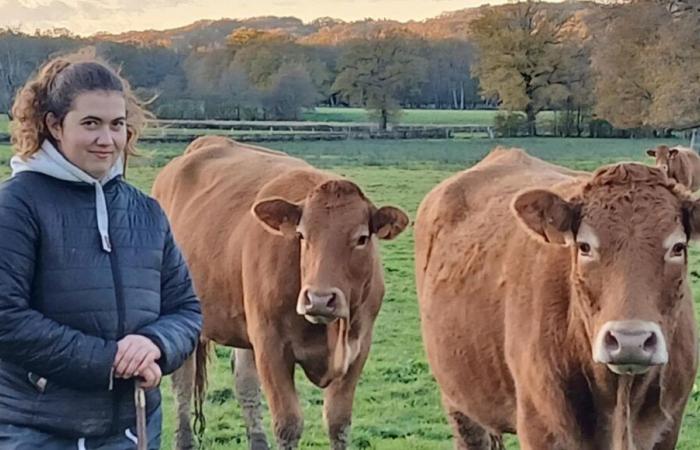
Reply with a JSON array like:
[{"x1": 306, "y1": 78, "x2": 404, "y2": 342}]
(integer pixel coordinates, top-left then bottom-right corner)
[
  {"x1": 153, "y1": 136, "x2": 408, "y2": 385},
  {"x1": 415, "y1": 147, "x2": 698, "y2": 450}
]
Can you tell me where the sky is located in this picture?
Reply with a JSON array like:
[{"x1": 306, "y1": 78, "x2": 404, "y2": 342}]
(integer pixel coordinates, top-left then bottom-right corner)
[{"x1": 0, "y1": 0, "x2": 504, "y2": 36}]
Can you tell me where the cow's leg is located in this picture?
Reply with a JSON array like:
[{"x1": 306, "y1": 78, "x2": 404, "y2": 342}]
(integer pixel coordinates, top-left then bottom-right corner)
[
  {"x1": 445, "y1": 407, "x2": 503, "y2": 450},
  {"x1": 322, "y1": 343, "x2": 370, "y2": 450},
  {"x1": 171, "y1": 353, "x2": 196, "y2": 450},
  {"x1": 516, "y1": 397, "x2": 564, "y2": 450},
  {"x1": 232, "y1": 348, "x2": 269, "y2": 450},
  {"x1": 652, "y1": 414, "x2": 682, "y2": 450},
  {"x1": 254, "y1": 343, "x2": 303, "y2": 450}
]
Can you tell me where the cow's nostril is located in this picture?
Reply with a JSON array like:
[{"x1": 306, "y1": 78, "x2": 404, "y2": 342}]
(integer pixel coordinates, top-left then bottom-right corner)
[
  {"x1": 326, "y1": 293, "x2": 337, "y2": 309},
  {"x1": 643, "y1": 333, "x2": 657, "y2": 353},
  {"x1": 304, "y1": 292, "x2": 313, "y2": 307},
  {"x1": 605, "y1": 331, "x2": 619, "y2": 352}
]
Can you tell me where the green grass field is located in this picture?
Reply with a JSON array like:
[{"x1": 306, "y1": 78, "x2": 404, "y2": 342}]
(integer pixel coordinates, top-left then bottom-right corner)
[
  {"x1": 0, "y1": 137, "x2": 698, "y2": 449},
  {"x1": 301, "y1": 107, "x2": 500, "y2": 125}
]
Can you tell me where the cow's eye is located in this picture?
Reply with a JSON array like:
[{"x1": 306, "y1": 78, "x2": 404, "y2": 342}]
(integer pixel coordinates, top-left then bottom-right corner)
[
  {"x1": 578, "y1": 242, "x2": 592, "y2": 256},
  {"x1": 356, "y1": 235, "x2": 369, "y2": 247},
  {"x1": 671, "y1": 242, "x2": 686, "y2": 257}
]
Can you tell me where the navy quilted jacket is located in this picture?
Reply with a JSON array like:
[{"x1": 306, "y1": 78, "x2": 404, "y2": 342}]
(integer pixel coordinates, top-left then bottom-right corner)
[{"x1": 0, "y1": 169, "x2": 202, "y2": 437}]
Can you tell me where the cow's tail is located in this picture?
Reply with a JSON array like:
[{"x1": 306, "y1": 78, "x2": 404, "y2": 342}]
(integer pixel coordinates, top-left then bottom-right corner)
[
  {"x1": 193, "y1": 338, "x2": 211, "y2": 442},
  {"x1": 490, "y1": 434, "x2": 505, "y2": 450}
]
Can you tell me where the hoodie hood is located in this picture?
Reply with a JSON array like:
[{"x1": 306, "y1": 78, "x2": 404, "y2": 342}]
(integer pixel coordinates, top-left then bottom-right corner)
[{"x1": 10, "y1": 140, "x2": 124, "y2": 252}]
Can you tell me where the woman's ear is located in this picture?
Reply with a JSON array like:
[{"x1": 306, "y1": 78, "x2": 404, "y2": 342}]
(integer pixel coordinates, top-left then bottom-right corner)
[{"x1": 45, "y1": 112, "x2": 62, "y2": 142}]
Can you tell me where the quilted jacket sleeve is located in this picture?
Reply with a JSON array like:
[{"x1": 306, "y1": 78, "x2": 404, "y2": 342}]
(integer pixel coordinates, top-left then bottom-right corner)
[{"x1": 137, "y1": 214, "x2": 202, "y2": 376}]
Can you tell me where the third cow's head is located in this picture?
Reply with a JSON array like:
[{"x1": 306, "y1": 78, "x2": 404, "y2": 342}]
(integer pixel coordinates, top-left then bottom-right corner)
[{"x1": 647, "y1": 144, "x2": 678, "y2": 178}]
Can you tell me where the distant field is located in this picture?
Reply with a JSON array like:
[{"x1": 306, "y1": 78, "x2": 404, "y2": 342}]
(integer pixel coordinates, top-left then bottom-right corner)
[
  {"x1": 303, "y1": 107, "x2": 497, "y2": 125},
  {"x1": 1, "y1": 109, "x2": 538, "y2": 140},
  {"x1": 0, "y1": 138, "x2": 698, "y2": 450},
  {"x1": 302, "y1": 107, "x2": 558, "y2": 126},
  {"x1": 126, "y1": 137, "x2": 682, "y2": 174},
  {"x1": 0, "y1": 109, "x2": 503, "y2": 132}
]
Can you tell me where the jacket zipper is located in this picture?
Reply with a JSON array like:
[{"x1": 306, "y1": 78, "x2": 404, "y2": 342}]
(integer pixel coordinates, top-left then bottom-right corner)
[{"x1": 108, "y1": 226, "x2": 126, "y2": 434}]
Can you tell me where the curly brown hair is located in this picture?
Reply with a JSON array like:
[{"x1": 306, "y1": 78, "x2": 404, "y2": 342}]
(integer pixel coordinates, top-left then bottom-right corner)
[{"x1": 10, "y1": 50, "x2": 152, "y2": 161}]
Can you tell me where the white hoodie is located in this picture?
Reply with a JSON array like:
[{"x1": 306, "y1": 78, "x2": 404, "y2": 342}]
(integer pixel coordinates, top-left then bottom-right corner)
[{"x1": 10, "y1": 140, "x2": 124, "y2": 253}]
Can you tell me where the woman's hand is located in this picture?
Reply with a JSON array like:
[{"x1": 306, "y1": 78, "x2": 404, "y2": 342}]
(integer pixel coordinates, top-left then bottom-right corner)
[
  {"x1": 137, "y1": 361, "x2": 162, "y2": 389},
  {"x1": 113, "y1": 334, "x2": 161, "y2": 379}
]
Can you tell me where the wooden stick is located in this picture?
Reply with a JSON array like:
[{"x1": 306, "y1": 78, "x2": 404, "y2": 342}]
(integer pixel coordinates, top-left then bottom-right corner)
[{"x1": 135, "y1": 380, "x2": 148, "y2": 450}]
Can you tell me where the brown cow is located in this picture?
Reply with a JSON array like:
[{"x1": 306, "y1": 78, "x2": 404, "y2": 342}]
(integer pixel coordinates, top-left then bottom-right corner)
[
  {"x1": 415, "y1": 148, "x2": 698, "y2": 450},
  {"x1": 647, "y1": 144, "x2": 700, "y2": 191},
  {"x1": 152, "y1": 136, "x2": 408, "y2": 450}
]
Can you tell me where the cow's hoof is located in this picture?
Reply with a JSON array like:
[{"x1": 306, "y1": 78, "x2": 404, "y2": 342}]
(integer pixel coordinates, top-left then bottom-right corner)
[{"x1": 249, "y1": 432, "x2": 269, "y2": 450}]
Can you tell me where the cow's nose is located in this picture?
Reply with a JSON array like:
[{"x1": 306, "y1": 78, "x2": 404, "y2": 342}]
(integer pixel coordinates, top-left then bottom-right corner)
[
  {"x1": 604, "y1": 329, "x2": 657, "y2": 360},
  {"x1": 296, "y1": 287, "x2": 348, "y2": 324},
  {"x1": 304, "y1": 291, "x2": 337, "y2": 313},
  {"x1": 593, "y1": 321, "x2": 668, "y2": 374}
]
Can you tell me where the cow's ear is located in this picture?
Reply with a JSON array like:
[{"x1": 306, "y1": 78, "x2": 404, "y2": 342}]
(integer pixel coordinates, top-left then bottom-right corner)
[
  {"x1": 372, "y1": 206, "x2": 409, "y2": 240},
  {"x1": 669, "y1": 148, "x2": 679, "y2": 158},
  {"x1": 646, "y1": 148, "x2": 657, "y2": 157},
  {"x1": 252, "y1": 198, "x2": 302, "y2": 237},
  {"x1": 512, "y1": 189, "x2": 578, "y2": 246}
]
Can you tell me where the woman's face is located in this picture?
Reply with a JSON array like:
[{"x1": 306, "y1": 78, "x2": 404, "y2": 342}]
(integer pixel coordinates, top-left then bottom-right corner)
[{"x1": 47, "y1": 90, "x2": 127, "y2": 179}]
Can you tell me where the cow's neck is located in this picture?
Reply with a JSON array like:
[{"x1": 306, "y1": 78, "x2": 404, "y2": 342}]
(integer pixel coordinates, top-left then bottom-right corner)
[
  {"x1": 567, "y1": 284, "x2": 667, "y2": 450},
  {"x1": 297, "y1": 278, "x2": 375, "y2": 387},
  {"x1": 322, "y1": 285, "x2": 370, "y2": 382},
  {"x1": 611, "y1": 375, "x2": 635, "y2": 450}
]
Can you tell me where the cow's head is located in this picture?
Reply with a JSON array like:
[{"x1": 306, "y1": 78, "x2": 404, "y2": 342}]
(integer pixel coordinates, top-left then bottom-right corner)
[
  {"x1": 647, "y1": 144, "x2": 678, "y2": 176},
  {"x1": 252, "y1": 179, "x2": 408, "y2": 325},
  {"x1": 513, "y1": 163, "x2": 699, "y2": 376}
]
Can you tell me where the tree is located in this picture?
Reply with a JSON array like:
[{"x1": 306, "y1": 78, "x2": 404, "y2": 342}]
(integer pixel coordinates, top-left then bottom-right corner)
[
  {"x1": 218, "y1": 67, "x2": 260, "y2": 120},
  {"x1": 96, "y1": 42, "x2": 184, "y2": 89},
  {"x1": 419, "y1": 39, "x2": 479, "y2": 109},
  {"x1": 0, "y1": 30, "x2": 80, "y2": 114},
  {"x1": 590, "y1": 3, "x2": 662, "y2": 129},
  {"x1": 262, "y1": 65, "x2": 319, "y2": 120},
  {"x1": 229, "y1": 31, "x2": 330, "y2": 92},
  {"x1": 332, "y1": 29, "x2": 427, "y2": 130},
  {"x1": 470, "y1": 1, "x2": 587, "y2": 135},
  {"x1": 591, "y1": 2, "x2": 700, "y2": 130}
]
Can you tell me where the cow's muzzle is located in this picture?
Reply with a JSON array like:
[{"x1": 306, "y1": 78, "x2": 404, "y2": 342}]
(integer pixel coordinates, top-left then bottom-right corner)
[
  {"x1": 593, "y1": 320, "x2": 668, "y2": 375},
  {"x1": 297, "y1": 287, "x2": 348, "y2": 324}
]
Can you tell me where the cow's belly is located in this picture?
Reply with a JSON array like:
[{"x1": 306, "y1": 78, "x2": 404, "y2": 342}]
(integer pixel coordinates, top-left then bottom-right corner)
[
  {"x1": 203, "y1": 310, "x2": 250, "y2": 348},
  {"x1": 420, "y1": 279, "x2": 517, "y2": 432}
]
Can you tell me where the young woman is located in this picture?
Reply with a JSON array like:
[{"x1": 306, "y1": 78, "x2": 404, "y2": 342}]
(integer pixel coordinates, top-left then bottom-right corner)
[{"x1": 0, "y1": 54, "x2": 202, "y2": 449}]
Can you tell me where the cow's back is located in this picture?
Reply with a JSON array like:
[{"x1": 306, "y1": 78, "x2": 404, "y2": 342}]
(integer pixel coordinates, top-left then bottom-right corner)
[
  {"x1": 152, "y1": 136, "x2": 319, "y2": 345},
  {"x1": 414, "y1": 148, "x2": 586, "y2": 432}
]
